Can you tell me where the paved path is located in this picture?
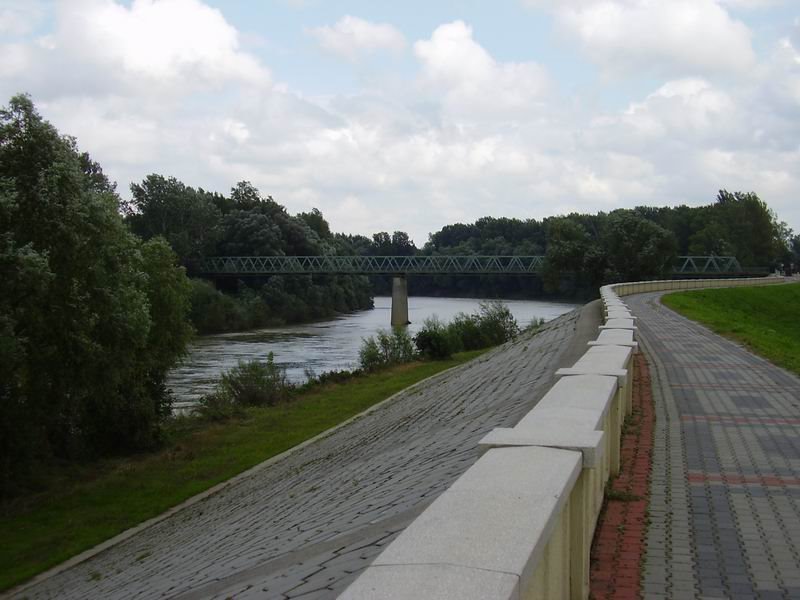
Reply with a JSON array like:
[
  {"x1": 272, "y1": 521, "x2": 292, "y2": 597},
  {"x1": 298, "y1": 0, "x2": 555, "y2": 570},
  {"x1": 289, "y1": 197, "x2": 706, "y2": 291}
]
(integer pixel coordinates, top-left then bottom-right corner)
[
  {"x1": 630, "y1": 292, "x2": 800, "y2": 600},
  {"x1": 13, "y1": 309, "x2": 586, "y2": 600}
]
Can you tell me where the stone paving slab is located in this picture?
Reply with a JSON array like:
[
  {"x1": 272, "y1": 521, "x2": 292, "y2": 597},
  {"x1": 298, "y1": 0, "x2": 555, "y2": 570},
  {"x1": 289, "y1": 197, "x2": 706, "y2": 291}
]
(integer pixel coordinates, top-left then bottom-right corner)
[
  {"x1": 630, "y1": 292, "x2": 800, "y2": 600},
  {"x1": 9, "y1": 310, "x2": 581, "y2": 600}
]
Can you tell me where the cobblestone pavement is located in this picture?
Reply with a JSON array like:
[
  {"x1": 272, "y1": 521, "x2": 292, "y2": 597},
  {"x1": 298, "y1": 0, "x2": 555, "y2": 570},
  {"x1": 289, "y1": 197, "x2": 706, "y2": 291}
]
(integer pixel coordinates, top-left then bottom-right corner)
[
  {"x1": 12, "y1": 311, "x2": 580, "y2": 600},
  {"x1": 629, "y1": 292, "x2": 800, "y2": 600}
]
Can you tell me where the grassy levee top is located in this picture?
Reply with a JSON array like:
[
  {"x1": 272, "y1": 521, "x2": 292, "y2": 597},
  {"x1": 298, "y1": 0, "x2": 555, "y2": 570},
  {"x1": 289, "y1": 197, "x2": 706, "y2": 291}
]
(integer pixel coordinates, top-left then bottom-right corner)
[
  {"x1": 662, "y1": 282, "x2": 800, "y2": 377},
  {"x1": 0, "y1": 351, "x2": 484, "y2": 593}
]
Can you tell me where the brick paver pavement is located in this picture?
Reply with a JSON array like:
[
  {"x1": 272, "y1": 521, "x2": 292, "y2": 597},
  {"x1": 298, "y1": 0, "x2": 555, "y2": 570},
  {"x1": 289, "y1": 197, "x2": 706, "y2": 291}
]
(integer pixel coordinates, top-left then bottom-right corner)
[
  {"x1": 629, "y1": 292, "x2": 800, "y2": 600},
  {"x1": 11, "y1": 311, "x2": 581, "y2": 600}
]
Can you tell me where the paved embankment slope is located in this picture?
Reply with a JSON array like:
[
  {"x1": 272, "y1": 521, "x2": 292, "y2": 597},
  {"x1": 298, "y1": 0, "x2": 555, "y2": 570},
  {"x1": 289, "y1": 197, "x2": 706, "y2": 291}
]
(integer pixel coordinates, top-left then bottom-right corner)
[
  {"x1": 12, "y1": 306, "x2": 596, "y2": 600},
  {"x1": 630, "y1": 292, "x2": 800, "y2": 599}
]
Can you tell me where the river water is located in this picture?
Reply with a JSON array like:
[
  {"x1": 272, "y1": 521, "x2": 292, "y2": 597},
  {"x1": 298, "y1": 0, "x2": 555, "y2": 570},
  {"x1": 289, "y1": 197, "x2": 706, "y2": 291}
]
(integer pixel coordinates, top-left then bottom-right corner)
[{"x1": 166, "y1": 296, "x2": 578, "y2": 411}]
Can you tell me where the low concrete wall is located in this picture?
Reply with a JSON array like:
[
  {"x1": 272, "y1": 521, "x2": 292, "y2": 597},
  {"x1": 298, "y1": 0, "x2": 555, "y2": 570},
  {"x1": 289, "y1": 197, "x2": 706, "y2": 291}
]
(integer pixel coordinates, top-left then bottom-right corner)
[{"x1": 339, "y1": 276, "x2": 782, "y2": 600}]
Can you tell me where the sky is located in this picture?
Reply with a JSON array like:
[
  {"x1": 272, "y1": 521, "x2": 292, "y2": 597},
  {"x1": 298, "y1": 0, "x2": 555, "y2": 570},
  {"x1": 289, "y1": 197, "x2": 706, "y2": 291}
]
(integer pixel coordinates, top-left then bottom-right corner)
[{"x1": 1, "y1": 0, "x2": 798, "y2": 245}]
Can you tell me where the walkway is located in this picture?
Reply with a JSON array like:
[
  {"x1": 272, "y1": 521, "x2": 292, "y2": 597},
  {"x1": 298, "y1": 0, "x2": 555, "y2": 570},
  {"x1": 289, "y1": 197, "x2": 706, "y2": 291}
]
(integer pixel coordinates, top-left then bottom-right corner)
[
  {"x1": 12, "y1": 309, "x2": 590, "y2": 600},
  {"x1": 629, "y1": 292, "x2": 800, "y2": 599}
]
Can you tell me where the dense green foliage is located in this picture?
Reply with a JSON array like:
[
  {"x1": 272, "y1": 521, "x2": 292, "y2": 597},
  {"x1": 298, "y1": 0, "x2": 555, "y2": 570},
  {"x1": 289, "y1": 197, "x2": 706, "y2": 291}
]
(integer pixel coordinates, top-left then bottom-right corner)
[
  {"x1": 0, "y1": 349, "x2": 485, "y2": 592},
  {"x1": 358, "y1": 328, "x2": 417, "y2": 371},
  {"x1": 197, "y1": 354, "x2": 291, "y2": 421},
  {"x1": 413, "y1": 301, "x2": 520, "y2": 359},
  {"x1": 122, "y1": 155, "x2": 793, "y2": 306},
  {"x1": 0, "y1": 95, "x2": 193, "y2": 496},
  {"x1": 412, "y1": 195, "x2": 791, "y2": 296},
  {"x1": 124, "y1": 176, "x2": 373, "y2": 333},
  {"x1": 357, "y1": 302, "x2": 520, "y2": 367},
  {"x1": 662, "y1": 283, "x2": 800, "y2": 376}
]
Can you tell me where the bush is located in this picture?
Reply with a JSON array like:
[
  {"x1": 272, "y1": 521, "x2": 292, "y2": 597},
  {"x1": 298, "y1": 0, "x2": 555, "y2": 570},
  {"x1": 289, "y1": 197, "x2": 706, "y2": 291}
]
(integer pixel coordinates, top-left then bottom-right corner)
[
  {"x1": 195, "y1": 391, "x2": 245, "y2": 422},
  {"x1": 523, "y1": 317, "x2": 546, "y2": 334},
  {"x1": 359, "y1": 327, "x2": 416, "y2": 371},
  {"x1": 414, "y1": 316, "x2": 459, "y2": 359},
  {"x1": 217, "y1": 354, "x2": 292, "y2": 407},
  {"x1": 475, "y1": 300, "x2": 519, "y2": 346},
  {"x1": 449, "y1": 313, "x2": 485, "y2": 351},
  {"x1": 443, "y1": 301, "x2": 520, "y2": 353}
]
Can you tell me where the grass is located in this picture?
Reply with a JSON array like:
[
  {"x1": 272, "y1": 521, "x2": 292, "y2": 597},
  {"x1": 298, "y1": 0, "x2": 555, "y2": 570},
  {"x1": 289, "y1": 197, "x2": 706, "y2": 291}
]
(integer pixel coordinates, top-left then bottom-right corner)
[
  {"x1": 662, "y1": 282, "x2": 800, "y2": 376},
  {"x1": 0, "y1": 350, "x2": 486, "y2": 592}
]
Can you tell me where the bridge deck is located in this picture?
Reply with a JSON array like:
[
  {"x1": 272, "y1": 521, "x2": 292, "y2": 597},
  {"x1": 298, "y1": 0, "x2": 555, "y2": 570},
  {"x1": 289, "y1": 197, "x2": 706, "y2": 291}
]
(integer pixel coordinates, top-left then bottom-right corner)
[{"x1": 193, "y1": 255, "x2": 742, "y2": 276}]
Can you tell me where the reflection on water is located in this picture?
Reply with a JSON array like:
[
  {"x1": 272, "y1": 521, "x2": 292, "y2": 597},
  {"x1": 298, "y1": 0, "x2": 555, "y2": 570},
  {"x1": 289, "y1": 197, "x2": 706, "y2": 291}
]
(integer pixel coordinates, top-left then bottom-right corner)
[{"x1": 167, "y1": 296, "x2": 578, "y2": 410}]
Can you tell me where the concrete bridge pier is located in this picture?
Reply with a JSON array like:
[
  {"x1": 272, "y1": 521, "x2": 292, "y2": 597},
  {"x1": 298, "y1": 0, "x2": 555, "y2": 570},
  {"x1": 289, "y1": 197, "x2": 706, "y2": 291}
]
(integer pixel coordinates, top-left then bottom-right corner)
[{"x1": 391, "y1": 275, "x2": 410, "y2": 327}]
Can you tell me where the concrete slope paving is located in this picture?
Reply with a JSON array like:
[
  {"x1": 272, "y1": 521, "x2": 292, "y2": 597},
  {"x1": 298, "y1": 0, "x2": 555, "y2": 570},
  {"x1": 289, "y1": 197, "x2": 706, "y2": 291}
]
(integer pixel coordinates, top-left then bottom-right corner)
[
  {"x1": 630, "y1": 292, "x2": 800, "y2": 600},
  {"x1": 14, "y1": 309, "x2": 585, "y2": 600}
]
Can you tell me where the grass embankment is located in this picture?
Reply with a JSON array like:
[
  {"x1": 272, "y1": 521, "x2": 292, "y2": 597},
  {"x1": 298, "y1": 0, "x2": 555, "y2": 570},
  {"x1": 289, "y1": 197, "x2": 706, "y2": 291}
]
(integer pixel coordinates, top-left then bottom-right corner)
[
  {"x1": 0, "y1": 350, "x2": 485, "y2": 592},
  {"x1": 662, "y1": 282, "x2": 800, "y2": 376}
]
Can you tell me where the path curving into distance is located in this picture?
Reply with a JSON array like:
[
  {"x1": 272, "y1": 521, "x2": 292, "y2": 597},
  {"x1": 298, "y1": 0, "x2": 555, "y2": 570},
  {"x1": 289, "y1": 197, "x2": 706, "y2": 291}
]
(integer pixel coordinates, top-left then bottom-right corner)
[
  {"x1": 12, "y1": 306, "x2": 596, "y2": 600},
  {"x1": 630, "y1": 291, "x2": 800, "y2": 599}
]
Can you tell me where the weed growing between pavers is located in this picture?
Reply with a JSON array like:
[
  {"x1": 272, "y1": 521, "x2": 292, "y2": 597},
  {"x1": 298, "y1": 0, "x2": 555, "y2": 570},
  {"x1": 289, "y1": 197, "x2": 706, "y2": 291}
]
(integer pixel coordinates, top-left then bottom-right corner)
[{"x1": 590, "y1": 352, "x2": 655, "y2": 600}]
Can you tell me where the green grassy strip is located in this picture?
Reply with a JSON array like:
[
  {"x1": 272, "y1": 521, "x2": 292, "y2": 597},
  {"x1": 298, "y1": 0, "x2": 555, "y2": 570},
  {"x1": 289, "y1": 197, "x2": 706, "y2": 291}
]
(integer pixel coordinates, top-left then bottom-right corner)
[
  {"x1": 662, "y1": 282, "x2": 800, "y2": 376},
  {"x1": 0, "y1": 350, "x2": 485, "y2": 592}
]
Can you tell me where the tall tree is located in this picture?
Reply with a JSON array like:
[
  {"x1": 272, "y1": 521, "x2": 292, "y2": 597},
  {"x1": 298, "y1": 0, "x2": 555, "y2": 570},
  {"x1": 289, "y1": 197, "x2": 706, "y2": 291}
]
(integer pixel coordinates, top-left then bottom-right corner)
[
  {"x1": 603, "y1": 210, "x2": 678, "y2": 281},
  {"x1": 126, "y1": 175, "x2": 222, "y2": 260},
  {"x1": 0, "y1": 95, "x2": 192, "y2": 492}
]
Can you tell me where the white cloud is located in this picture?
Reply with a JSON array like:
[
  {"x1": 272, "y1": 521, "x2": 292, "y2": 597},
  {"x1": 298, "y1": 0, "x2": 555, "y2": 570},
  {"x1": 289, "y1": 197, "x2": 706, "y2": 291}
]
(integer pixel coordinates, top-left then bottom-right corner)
[
  {"x1": 589, "y1": 78, "x2": 741, "y2": 149},
  {"x1": 1, "y1": 0, "x2": 270, "y2": 102},
  {"x1": 529, "y1": 0, "x2": 756, "y2": 76},
  {"x1": 308, "y1": 15, "x2": 406, "y2": 60},
  {"x1": 716, "y1": 0, "x2": 787, "y2": 9},
  {"x1": 66, "y1": 0, "x2": 269, "y2": 89},
  {"x1": 414, "y1": 21, "x2": 551, "y2": 122},
  {"x1": 0, "y1": 0, "x2": 44, "y2": 35},
  {"x1": 2, "y1": 5, "x2": 800, "y2": 243}
]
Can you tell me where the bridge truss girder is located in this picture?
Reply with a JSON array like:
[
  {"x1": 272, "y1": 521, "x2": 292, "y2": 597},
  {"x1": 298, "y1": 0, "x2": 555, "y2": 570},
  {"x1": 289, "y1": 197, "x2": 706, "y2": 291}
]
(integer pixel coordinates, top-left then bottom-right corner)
[
  {"x1": 195, "y1": 255, "x2": 548, "y2": 275},
  {"x1": 194, "y1": 255, "x2": 743, "y2": 276}
]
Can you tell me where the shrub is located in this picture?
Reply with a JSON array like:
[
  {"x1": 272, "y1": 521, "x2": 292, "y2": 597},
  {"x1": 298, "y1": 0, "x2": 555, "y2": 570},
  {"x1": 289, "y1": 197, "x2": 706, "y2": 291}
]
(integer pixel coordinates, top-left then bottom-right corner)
[
  {"x1": 449, "y1": 313, "x2": 485, "y2": 351},
  {"x1": 217, "y1": 354, "x2": 291, "y2": 407},
  {"x1": 414, "y1": 316, "x2": 458, "y2": 359},
  {"x1": 195, "y1": 391, "x2": 245, "y2": 422},
  {"x1": 358, "y1": 337, "x2": 384, "y2": 372},
  {"x1": 523, "y1": 317, "x2": 546, "y2": 334},
  {"x1": 475, "y1": 300, "x2": 519, "y2": 346},
  {"x1": 446, "y1": 301, "x2": 520, "y2": 352},
  {"x1": 359, "y1": 327, "x2": 416, "y2": 371}
]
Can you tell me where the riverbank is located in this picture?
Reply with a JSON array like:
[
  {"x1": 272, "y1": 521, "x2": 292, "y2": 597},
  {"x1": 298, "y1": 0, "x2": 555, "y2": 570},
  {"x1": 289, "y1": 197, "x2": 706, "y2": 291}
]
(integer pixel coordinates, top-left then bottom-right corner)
[
  {"x1": 167, "y1": 295, "x2": 578, "y2": 407},
  {"x1": 662, "y1": 281, "x2": 800, "y2": 376},
  {"x1": 0, "y1": 351, "x2": 484, "y2": 593}
]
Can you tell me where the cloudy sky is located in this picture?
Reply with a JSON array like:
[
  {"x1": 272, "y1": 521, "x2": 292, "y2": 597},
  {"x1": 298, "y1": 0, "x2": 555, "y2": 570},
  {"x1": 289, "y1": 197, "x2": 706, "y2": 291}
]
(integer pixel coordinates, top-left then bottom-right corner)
[{"x1": 1, "y1": 0, "x2": 798, "y2": 244}]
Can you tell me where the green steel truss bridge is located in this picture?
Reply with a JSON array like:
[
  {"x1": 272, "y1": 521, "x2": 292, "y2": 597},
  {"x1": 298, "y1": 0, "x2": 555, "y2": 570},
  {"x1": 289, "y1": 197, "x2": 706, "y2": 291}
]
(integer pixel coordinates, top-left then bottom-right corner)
[
  {"x1": 674, "y1": 255, "x2": 742, "y2": 274},
  {"x1": 193, "y1": 255, "x2": 742, "y2": 276}
]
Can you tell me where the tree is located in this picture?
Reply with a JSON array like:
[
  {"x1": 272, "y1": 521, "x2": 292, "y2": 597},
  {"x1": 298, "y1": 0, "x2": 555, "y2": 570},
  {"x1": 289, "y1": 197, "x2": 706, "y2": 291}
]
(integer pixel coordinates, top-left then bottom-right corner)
[
  {"x1": 371, "y1": 231, "x2": 392, "y2": 254},
  {"x1": 543, "y1": 217, "x2": 590, "y2": 291},
  {"x1": 603, "y1": 210, "x2": 678, "y2": 281},
  {"x1": 712, "y1": 190, "x2": 784, "y2": 267},
  {"x1": 0, "y1": 95, "x2": 192, "y2": 493},
  {"x1": 126, "y1": 174, "x2": 221, "y2": 261},
  {"x1": 298, "y1": 208, "x2": 332, "y2": 239},
  {"x1": 391, "y1": 231, "x2": 416, "y2": 255}
]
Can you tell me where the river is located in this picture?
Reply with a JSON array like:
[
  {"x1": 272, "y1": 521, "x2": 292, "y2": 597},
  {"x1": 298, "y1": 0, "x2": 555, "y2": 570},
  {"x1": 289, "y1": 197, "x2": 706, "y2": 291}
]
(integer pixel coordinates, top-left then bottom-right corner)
[{"x1": 166, "y1": 296, "x2": 579, "y2": 411}]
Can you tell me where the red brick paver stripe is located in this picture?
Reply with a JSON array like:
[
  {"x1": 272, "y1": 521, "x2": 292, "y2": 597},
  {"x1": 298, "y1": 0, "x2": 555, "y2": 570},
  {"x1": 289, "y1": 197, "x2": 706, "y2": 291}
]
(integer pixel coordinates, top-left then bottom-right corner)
[
  {"x1": 669, "y1": 382, "x2": 788, "y2": 392},
  {"x1": 686, "y1": 472, "x2": 800, "y2": 487},
  {"x1": 681, "y1": 414, "x2": 800, "y2": 426},
  {"x1": 590, "y1": 352, "x2": 655, "y2": 600}
]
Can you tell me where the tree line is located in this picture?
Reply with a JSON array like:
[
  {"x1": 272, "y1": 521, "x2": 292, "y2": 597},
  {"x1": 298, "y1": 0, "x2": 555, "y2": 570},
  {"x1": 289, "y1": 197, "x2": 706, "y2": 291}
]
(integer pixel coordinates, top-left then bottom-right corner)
[
  {"x1": 378, "y1": 196, "x2": 796, "y2": 298},
  {"x1": 123, "y1": 176, "x2": 373, "y2": 333}
]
